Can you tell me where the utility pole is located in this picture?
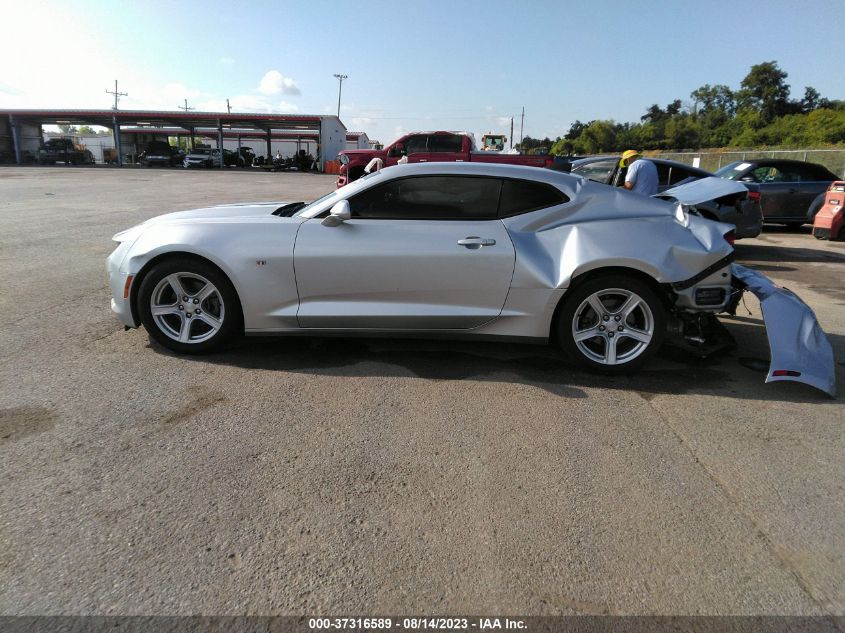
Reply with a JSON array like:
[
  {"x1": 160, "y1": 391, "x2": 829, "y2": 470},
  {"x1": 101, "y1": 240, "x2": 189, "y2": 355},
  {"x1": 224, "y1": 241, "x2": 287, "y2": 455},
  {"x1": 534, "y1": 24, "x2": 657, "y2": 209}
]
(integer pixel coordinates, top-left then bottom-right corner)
[
  {"x1": 179, "y1": 99, "x2": 194, "y2": 113},
  {"x1": 519, "y1": 106, "x2": 525, "y2": 148},
  {"x1": 226, "y1": 99, "x2": 231, "y2": 114},
  {"x1": 105, "y1": 80, "x2": 127, "y2": 110},
  {"x1": 509, "y1": 117, "x2": 514, "y2": 150},
  {"x1": 333, "y1": 74, "x2": 348, "y2": 118}
]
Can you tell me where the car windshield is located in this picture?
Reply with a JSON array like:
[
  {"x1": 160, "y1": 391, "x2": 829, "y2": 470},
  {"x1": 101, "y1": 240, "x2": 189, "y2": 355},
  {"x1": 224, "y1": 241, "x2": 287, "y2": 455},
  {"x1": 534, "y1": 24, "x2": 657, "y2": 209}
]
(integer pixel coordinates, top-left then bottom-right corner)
[
  {"x1": 295, "y1": 190, "x2": 340, "y2": 217},
  {"x1": 295, "y1": 170, "x2": 383, "y2": 217},
  {"x1": 713, "y1": 162, "x2": 748, "y2": 179}
]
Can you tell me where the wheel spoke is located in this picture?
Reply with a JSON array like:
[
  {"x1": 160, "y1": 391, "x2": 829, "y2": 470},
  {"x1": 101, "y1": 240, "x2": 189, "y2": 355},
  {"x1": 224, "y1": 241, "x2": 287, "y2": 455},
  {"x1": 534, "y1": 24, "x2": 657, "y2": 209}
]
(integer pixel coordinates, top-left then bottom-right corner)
[
  {"x1": 605, "y1": 336, "x2": 618, "y2": 365},
  {"x1": 622, "y1": 327, "x2": 651, "y2": 344},
  {"x1": 166, "y1": 274, "x2": 187, "y2": 300},
  {"x1": 618, "y1": 294, "x2": 641, "y2": 319},
  {"x1": 587, "y1": 294, "x2": 606, "y2": 319},
  {"x1": 574, "y1": 326, "x2": 603, "y2": 342},
  {"x1": 196, "y1": 312, "x2": 222, "y2": 330},
  {"x1": 195, "y1": 282, "x2": 216, "y2": 303},
  {"x1": 152, "y1": 304, "x2": 180, "y2": 317},
  {"x1": 178, "y1": 315, "x2": 192, "y2": 343}
]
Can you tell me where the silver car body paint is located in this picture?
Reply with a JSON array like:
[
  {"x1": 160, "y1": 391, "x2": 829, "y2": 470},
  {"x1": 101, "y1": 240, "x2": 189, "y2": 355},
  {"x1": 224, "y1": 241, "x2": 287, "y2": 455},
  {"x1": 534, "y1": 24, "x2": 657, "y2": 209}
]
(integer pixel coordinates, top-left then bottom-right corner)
[
  {"x1": 659, "y1": 177, "x2": 749, "y2": 207},
  {"x1": 732, "y1": 264, "x2": 836, "y2": 396},
  {"x1": 109, "y1": 163, "x2": 829, "y2": 385}
]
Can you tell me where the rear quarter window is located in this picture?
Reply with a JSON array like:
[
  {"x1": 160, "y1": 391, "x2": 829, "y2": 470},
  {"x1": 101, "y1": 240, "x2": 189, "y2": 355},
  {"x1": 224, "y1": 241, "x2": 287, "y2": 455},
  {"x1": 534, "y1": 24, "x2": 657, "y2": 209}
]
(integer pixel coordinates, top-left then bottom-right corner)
[{"x1": 498, "y1": 179, "x2": 568, "y2": 217}]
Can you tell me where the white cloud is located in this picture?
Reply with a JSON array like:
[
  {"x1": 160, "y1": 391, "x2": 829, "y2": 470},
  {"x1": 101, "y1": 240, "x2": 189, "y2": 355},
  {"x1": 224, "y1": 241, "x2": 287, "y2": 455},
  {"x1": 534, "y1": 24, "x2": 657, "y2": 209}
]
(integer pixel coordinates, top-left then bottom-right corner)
[
  {"x1": 496, "y1": 116, "x2": 513, "y2": 127},
  {"x1": 278, "y1": 101, "x2": 299, "y2": 113},
  {"x1": 351, "y1": 117, "x2": 373, "y2": 128},
  {"x1": 219, "y1": 57, "x2": 235, "y2": 65},
  {"x1": 258, "y1": 70, "x2": 301, "y2": 96},
  {"x1": 485, "y1": 105, "x2": 494, "y2": 112}
]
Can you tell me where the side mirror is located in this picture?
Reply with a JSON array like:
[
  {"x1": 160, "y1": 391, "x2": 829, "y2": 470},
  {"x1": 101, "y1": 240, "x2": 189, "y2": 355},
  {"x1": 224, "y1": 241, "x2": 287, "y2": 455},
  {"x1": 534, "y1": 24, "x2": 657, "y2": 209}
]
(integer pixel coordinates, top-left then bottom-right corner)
[
  {"x1": 321, "y1": 200, "x2": 351, "y2": 227},
  {"x1": 388, "y1": 143, "x2": 405, "y2": 158}
]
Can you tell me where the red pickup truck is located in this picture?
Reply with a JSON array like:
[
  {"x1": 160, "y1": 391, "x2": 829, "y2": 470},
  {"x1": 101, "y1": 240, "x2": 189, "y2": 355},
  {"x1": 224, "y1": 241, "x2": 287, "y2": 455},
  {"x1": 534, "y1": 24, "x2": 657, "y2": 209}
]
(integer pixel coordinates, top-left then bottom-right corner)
[{"x1": 336, "y1": 131, "x2": 557, "y2": 187}]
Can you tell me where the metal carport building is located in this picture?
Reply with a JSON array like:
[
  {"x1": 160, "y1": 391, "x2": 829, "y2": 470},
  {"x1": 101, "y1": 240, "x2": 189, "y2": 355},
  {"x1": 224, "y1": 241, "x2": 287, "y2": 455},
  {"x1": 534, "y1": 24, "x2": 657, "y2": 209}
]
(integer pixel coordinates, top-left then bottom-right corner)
[{"x1": 0, "y1": 109, "x2": 347, "y2": 171}]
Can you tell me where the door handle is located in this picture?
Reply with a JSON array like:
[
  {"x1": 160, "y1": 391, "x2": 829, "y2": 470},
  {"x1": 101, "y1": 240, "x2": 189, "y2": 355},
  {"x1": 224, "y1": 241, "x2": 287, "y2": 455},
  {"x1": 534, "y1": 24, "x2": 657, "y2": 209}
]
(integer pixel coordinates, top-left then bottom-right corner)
[{"x1": 457, "y1": 236, "x2": 496, "y2": 248}]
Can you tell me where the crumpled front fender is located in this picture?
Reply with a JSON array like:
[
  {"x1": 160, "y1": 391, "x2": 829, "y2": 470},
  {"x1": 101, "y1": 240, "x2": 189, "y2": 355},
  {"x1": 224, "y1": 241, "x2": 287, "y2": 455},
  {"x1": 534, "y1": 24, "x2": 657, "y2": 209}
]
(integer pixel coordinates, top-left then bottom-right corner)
[{"x1": 732, "y1": 264, "x2": 836, "y2": 397}]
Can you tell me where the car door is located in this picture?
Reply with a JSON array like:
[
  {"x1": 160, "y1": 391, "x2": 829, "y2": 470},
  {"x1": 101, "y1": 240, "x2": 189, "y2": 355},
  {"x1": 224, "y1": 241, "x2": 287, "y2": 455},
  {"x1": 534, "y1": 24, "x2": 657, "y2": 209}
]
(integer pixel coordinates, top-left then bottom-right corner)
[
  {"x1": 293, "y1": 175, "x2": 516, "y2": 329},
  {"x1": 751, "y1": 163, "x2": 802, "y2": 221}
]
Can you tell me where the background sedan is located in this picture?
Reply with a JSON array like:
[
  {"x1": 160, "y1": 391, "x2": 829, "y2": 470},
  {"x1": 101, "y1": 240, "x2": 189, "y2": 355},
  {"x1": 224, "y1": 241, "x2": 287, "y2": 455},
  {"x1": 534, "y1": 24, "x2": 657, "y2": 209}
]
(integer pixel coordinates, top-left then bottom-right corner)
[{"x1": 714, "y1": 159, "x2": 839, "y2": 227}]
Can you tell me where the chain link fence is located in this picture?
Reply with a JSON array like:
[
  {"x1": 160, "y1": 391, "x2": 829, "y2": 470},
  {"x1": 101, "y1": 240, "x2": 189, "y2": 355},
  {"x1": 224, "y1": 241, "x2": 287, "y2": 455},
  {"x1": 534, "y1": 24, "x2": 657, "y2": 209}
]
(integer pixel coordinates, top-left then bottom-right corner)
[{"x1": 649, "y1": 149, "x2": 845, "y2": 178}]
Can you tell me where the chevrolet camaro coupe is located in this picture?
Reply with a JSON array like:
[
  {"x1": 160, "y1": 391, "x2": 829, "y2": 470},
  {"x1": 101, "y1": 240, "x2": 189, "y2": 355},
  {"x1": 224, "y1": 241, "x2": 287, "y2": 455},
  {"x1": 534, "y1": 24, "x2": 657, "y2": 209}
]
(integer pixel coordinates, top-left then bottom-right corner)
[{"x1": 107, "y1": 162, "x2": 834, "y2": 390}]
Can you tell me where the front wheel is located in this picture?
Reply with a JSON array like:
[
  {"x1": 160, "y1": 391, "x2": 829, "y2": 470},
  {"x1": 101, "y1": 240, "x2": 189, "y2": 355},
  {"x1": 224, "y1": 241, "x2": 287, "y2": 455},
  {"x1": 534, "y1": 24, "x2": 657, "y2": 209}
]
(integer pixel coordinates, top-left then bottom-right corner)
[
  {"x1": 557, "y1": 275, "x2": 665, "y2": 374},
  {"x1": 138, "y1": 258, "x2": 242, "y2": 354}
]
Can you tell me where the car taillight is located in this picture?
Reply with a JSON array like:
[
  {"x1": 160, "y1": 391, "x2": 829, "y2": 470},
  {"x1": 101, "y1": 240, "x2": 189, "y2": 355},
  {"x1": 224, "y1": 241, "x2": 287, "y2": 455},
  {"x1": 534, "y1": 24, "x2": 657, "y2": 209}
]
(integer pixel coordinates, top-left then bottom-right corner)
[
  {"x1": 724, "y1": 230, "x2": 735, "y2": 246},
  {"x1": 746, "y1": 191, "x2": 761, "y2": 203}
]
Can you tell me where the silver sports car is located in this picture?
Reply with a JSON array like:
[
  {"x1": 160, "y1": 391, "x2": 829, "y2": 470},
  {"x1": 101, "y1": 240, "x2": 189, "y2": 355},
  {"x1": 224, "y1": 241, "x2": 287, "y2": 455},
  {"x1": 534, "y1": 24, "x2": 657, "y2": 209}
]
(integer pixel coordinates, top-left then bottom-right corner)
[{"x1": 106, "y1": 162, "x2": 834, "y2": 387}]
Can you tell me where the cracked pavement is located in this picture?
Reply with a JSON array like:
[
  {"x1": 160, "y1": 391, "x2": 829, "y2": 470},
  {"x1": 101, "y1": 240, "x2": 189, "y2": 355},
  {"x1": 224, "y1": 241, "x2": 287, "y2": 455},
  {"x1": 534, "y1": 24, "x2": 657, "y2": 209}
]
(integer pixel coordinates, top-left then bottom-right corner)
[{"x1": 0, "y1": 167, "x2": 842, "y2": 615}]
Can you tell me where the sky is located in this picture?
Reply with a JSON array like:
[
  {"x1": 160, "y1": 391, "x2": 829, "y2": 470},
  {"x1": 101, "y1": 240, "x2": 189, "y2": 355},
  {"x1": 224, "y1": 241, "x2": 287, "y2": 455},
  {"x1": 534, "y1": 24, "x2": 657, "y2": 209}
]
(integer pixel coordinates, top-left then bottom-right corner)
[{"x1": 1, "y1": 0, "x2": 843, "y2": 145}]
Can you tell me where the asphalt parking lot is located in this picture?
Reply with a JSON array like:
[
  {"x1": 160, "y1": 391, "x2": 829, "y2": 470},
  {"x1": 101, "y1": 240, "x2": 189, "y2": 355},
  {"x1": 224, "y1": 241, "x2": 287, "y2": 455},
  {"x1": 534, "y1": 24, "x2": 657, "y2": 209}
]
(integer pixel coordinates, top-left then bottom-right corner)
[{"x1": 1, "y1": 166, "x2": 843, "y2": 616}]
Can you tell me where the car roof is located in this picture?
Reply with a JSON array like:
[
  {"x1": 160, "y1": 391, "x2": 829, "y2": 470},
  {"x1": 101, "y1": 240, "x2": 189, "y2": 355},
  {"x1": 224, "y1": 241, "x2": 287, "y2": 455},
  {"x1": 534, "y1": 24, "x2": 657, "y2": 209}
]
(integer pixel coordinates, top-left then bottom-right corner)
[
  {"x1": 735, "y1": 158, "x2": 830, "y2": 170},
  {"x1": 571, "y1": 155, "x2": 712, "y2": 175},
  {"x1": 373, "y1": 160, "x2": 579, "y2": 186}
]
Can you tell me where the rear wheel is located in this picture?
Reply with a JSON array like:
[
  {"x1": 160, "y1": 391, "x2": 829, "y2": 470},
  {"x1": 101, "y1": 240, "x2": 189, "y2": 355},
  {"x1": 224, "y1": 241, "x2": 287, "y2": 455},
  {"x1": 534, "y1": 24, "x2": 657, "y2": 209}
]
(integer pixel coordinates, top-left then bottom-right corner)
[
  {"x1": 557, "y1": 275, "x2": 665, "y2": 374},
  {"x1": 138, "y1": 258, "x2": 241, "y2": 354}
]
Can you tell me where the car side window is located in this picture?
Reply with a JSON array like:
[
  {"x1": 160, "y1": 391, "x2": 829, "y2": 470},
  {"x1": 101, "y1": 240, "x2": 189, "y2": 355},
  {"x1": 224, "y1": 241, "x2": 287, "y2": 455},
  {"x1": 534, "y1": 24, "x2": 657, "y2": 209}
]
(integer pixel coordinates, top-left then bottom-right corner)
[
  {"x1": 572, "y1": 159, "x2": 617, "y2": 183},
  {"x1": 753, "y1": 166, "x2": 782, "y2": 182},
  {"x1": 429, "y1": 134, "x2": 464, "y2": 153},
  {"x1": 348, "y1": 176, "x2": 502, "y2": 220},
  {"x1": 654, "y1": 163, "x2": 672, "y2": 186},
  {"x1": 403, "y1": 135, "x2": 429, "y2": 155},
  {"x1": 668, "y1": 165, "x2": 694, "y2": 185},
  {"x1": 498, "y1": 179, "x2": 568, "y2": 217}
]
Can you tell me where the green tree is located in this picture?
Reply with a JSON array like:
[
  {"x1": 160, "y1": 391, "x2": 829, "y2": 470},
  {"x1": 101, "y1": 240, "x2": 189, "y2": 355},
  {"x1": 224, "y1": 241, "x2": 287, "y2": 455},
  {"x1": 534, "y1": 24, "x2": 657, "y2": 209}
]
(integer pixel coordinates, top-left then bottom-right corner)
[
  {"x1": 578, "y1": 121, "x2": 617, "y2": 154},
  {"x1": 736, "y1": 61, "x2": 791, "y2": 122}
]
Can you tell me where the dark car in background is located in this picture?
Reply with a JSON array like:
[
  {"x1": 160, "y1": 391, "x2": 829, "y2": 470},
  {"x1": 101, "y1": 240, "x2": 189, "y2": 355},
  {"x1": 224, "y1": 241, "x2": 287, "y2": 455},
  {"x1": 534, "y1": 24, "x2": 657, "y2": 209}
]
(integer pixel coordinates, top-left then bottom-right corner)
[
  {"x1": 139, "y1": 141, "x2": 184, "y2": 167},
  {"x1": 714, "y1": 159, "x2": 839, "y2": 227},
  {"x1": 571, "y1": 156, "x2": 763, "y2": 238},
  {"x1": 38, "y1": 138, "x2": 95, "y2": 165}
]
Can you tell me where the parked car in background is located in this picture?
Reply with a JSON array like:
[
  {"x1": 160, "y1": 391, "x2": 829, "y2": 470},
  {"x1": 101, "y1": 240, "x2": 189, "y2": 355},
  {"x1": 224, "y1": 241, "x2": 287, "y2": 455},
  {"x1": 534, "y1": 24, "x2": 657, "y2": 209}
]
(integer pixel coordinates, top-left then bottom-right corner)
[
  {"x1": 183, "y1": 148, "x2": 222, "y2": 168},
  {"x1": 38, "y1": 138, "x2": 95, "y2": 165},
  {"x1": 336, "y1": 131, "x2": 558, "y2": 187},
  {"x1": 570, "y1": 156, "x2": 763, "y2": 238},
  {"x1": 140, "y1": 141, "x2": 183, "y2": 167},
  {"x1": 714, "y1": 159, "x2": 839, "y2": 227},
  {"x1": 226, "y1": 146, "x2": 255, "y2": 167}
]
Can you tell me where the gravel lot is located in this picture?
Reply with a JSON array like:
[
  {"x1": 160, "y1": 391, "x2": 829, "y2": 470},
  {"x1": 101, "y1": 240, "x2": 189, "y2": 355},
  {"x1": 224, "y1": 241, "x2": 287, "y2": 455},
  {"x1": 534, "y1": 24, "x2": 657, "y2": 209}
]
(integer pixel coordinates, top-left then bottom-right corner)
[{"x1": 1, "y1": 166, "x2": 843, "y2": 616}]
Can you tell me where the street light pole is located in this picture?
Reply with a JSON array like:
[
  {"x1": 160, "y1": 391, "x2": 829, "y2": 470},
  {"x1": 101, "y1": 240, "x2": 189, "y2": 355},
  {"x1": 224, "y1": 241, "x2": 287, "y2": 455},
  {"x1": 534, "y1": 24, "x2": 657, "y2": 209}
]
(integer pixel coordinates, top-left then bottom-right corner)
[{"x1": 333, "y1": 74, "x2": 347, "y2": 119}]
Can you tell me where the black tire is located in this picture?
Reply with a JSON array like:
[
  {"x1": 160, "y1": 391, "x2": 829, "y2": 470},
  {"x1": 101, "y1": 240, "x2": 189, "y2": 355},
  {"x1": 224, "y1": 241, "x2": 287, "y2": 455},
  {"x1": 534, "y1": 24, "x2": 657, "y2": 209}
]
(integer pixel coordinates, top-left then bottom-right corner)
[
  {"x1": 806, "y1": 193, "x2": 826, "y2": 223},
  {"x1": 557, "y1": 274, "x2": 666, "y2": 375},
  {"x1": 138, "y1": 257, "x2": 242, "y2": 355}
]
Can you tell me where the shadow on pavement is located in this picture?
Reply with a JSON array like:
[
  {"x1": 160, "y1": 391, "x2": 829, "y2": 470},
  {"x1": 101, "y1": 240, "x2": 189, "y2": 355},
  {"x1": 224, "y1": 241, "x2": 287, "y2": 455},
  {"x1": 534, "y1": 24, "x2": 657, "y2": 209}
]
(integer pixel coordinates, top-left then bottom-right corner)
[{"x1": 163, "y1": 319, "x2": 840, "y2": 404}]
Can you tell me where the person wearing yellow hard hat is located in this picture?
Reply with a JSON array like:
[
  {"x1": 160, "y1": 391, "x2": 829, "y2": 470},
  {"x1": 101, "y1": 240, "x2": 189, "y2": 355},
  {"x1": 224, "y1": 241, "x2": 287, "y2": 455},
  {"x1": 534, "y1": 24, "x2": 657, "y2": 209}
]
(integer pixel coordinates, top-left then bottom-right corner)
[{"x1": 621, "y1": 149, "x2": 658, "y2": 196}]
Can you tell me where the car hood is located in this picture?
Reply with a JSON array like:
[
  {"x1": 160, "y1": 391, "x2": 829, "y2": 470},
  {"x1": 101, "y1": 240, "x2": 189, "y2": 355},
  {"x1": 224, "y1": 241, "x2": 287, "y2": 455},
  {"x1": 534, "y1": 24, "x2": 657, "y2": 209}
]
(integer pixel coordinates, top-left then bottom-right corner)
[
  {"x1": 658, "y1": 177, "x2": 748, "y2": 205},
  {"x1": 112, "y1": 202, "x2": 296, "y2": 242}
]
